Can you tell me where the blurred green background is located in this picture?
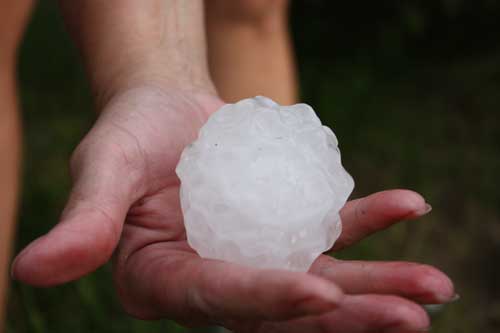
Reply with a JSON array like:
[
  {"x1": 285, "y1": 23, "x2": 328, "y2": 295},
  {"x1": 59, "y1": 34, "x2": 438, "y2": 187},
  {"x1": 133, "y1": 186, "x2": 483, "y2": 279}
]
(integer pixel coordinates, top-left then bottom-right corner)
[{"x1": 7, "y1": 0, "x2": 500, "y2": 332}]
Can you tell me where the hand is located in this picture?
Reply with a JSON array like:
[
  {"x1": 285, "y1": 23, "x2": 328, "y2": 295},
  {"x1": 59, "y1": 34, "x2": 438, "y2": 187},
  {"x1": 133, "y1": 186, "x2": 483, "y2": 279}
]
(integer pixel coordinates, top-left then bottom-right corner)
[{"x1": 12, "y1": 85, "x2": 455, "y2": 332}]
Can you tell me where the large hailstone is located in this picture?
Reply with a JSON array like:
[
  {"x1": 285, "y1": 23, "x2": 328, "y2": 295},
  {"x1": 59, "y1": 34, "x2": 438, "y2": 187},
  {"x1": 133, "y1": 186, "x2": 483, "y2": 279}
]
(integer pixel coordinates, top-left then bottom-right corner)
[{"x1": 176, "y1": 96, "x2": 354, "y2": 271}]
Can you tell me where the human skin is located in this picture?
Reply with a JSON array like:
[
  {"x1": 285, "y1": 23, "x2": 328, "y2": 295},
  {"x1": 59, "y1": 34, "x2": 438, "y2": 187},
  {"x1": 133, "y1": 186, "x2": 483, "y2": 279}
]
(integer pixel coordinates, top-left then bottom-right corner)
[
  {"x1": 0, "y1": 0, "x2": 33, "y2": 330},
  {"x1": 206, "y1": 0, "x2": 298, "y2": 104},
  {"x1": 11, "y1": 1, "x2": 456, "y2": 332}
]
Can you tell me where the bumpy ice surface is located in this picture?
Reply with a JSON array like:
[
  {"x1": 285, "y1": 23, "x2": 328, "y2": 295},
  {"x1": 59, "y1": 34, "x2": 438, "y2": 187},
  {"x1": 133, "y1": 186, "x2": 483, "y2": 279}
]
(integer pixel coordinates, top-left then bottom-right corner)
[{"x1": 176, "y1": 96, "x2": 354, "y2": 271}]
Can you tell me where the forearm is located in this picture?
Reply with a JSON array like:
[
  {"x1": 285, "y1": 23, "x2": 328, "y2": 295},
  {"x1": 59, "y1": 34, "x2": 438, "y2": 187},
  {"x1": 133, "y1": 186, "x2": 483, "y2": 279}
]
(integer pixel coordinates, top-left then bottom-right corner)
[
  {"x1": 206, "y1": 0, "x2": 297, "y2": 104},
  {"x1": 58, "y1": 0, "x2": 215, "y2": 105}
]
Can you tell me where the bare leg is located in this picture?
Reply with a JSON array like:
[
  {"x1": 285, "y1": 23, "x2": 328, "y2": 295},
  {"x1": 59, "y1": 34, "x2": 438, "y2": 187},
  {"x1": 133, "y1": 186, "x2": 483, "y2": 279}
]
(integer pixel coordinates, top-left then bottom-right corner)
[
  {"x1": 0, "y1": 0, "x2": 32, "y2": 329},
  {"x1": 206, "y1": 0, "x2": 298, "y2": 105}
]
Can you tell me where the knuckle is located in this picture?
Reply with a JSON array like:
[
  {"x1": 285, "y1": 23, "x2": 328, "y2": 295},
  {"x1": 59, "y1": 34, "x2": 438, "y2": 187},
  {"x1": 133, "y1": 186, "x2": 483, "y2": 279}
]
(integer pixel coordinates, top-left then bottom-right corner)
[
  {"x1": 69, "y1": 139, "x2": 91, "y2": 177},
  {"x1": 68, "y1": 126, "x2": 146, "y2": 193}
]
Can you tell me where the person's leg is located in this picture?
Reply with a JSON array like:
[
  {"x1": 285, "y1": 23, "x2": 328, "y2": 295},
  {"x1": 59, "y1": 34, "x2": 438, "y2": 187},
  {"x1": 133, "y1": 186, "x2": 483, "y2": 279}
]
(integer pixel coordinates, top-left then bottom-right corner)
[
  {"x1": 205, "y1": 0, "x2": 298, "y2": 105},
  {"x1": 0, "y1": 0, "x2": 33, "y2": 329}
]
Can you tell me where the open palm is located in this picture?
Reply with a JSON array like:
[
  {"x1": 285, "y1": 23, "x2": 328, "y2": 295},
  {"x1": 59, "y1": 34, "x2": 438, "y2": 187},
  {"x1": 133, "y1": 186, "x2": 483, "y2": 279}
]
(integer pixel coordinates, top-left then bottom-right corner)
[{"x1": 13, "y1": 86, "x2": 454, "y2": 332}]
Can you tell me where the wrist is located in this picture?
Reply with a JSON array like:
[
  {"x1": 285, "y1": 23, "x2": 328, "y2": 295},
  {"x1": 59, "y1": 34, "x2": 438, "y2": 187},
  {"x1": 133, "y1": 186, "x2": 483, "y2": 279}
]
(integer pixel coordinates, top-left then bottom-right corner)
[
  {"x1": 92, "y1": 55, "x2": 217, "y2": 108},
  {"x1": 59, "y1": 0, "x2": 215, "y2": 107}
]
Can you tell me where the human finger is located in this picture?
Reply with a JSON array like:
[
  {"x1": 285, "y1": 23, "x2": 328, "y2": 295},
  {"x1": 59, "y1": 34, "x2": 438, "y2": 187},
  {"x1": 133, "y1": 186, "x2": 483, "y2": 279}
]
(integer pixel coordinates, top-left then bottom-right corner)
[
  {"x1": 115, "y1": 242, "x2": 344, "y2": 325},
  {"x1": 12, "y1": 140, "x2": 140, "y2": 286},
  {"x1": 311, "y1": 256, "x2": 456, "y2": 304},
  {"x1": 258, "y1": 294, "x2": 430, "y2": 333},
  {"x1": 335, "y1": 190, "x2": 430, "y2": 251}
]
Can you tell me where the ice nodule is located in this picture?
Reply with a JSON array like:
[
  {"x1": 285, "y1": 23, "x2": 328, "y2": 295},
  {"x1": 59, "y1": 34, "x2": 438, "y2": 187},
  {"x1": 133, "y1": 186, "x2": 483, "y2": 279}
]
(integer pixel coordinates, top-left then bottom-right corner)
[{"x1": 176, "y1": 96, "x2": 354, "y2": 271}]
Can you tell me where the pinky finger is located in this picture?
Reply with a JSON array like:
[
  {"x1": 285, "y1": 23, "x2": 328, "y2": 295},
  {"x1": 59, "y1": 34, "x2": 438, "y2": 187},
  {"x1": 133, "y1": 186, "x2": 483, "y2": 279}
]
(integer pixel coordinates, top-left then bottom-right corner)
[{"x1": 258, "y1": 294, "x2": 430, "y2": 333}]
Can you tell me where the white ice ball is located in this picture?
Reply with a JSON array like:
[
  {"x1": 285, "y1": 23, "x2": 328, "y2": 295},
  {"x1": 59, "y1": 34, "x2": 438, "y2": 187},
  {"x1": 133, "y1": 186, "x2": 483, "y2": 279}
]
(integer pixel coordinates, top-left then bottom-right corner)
[{"x1": 176, "y1": 96, "x2": 354, "y2": 271}]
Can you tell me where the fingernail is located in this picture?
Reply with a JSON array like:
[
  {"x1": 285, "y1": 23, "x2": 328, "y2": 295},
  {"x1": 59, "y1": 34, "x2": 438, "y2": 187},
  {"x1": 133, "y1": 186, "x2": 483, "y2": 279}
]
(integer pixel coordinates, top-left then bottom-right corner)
[
  {"x1": 10, "y1": 251, "x2": 25, "y2": 280},
  {"x1": 447, "y1": 293, "x2": 460, "y2": 303},
  {"x1": 437, "y1": 292, "x2": 460, "y2": 304},
  {"x1": 10, "y1": 252, "x2": 26, "y2": 280},
  {"x1": 9, "y1": 236, "x2": 44, "y2": 280},
  {"x1": 423, "y1": 303, "x2": 444, "y2": 315},
  {"x1": 415, "y1": 203, "x2": 432, "y2": 216}
]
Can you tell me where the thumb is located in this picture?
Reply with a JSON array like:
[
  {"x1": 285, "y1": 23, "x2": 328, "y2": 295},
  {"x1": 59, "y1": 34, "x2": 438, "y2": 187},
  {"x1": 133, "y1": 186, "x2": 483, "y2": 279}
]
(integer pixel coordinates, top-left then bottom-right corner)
[{"x1": 12, "y1": 144, "x2": 138, "y2": 286}]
